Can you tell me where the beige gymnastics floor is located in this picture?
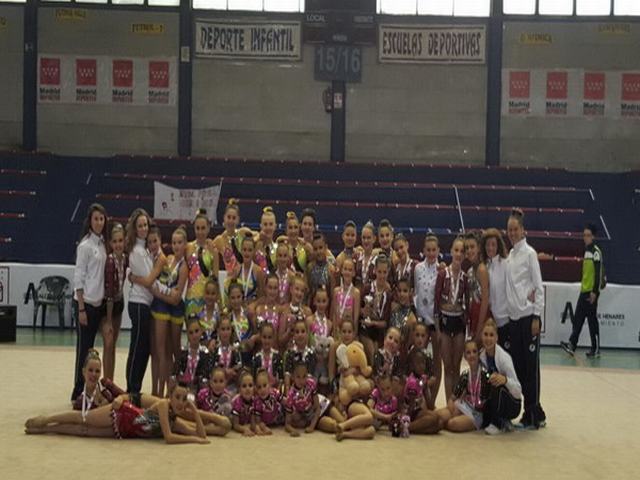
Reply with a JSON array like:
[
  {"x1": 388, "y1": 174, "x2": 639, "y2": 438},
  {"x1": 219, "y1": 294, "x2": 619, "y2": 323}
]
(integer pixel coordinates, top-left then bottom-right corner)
[{"x1": 0, "y1": 345, "x2": 638, "y2": 480}]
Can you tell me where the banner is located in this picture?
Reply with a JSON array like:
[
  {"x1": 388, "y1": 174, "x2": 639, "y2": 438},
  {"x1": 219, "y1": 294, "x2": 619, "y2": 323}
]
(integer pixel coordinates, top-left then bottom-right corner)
[
  {"x1": 154, "y1": 182, "x2": 221, "y2": 224},
  {"x1": 507, "y1": 70, "x2": 531, "y2": 115},
  {"x1": 503, "y1": 69, "x2": 640, "y2": 119},
  {"x1": 378, "y1": 25, "x2": 486, "y2": 64},
  {"x1": 195, "y1": 20, "x2": 302, "y2": 60},
  {"x1": 583, "y1": 72, "x2": 606, "y2": 117},
  {"x1": 542, "y1": 282, "x2": 640, "y2": 349},
  {"x1": 621, "y1": 73, "x2": 640, "y2": 119},
  {"x1": 545, "y1": 71, "x2": 568, "y2": 116},
  {"x1": 38, "y1": 55, "x2": 177, "y2": 106}
]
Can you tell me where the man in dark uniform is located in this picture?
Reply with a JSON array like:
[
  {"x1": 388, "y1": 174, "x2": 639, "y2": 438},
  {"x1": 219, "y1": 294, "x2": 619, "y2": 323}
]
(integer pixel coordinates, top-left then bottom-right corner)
[{"x1": 561, "y1": 223, "x2": 604, "y2": 358}]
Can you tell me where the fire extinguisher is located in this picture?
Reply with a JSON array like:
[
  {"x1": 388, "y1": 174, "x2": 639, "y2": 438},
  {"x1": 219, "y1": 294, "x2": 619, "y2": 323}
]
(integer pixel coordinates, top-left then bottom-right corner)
[{"x1": 322, "y1": 86, "x2": 333, "y2": 113}]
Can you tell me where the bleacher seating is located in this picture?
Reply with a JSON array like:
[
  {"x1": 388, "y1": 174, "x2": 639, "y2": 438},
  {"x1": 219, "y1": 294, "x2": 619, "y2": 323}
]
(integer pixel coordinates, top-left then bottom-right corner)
[{"x1": 1, "y1": 152, "x2": 635, "y2": 284}]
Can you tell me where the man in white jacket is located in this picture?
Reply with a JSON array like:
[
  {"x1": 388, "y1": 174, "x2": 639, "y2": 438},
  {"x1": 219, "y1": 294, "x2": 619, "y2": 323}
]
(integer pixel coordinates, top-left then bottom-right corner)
[{"x1": 505, "y1": 209, "x2": 546, "y2": 430}]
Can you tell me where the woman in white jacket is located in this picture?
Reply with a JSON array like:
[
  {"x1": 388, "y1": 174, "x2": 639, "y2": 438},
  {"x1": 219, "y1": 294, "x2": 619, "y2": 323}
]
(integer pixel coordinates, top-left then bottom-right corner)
[
  {"x1": 505, "y1": 208, "x2": 546, "y2": 430},
  {"x1": 479, "y1": 319, "x2": 522, "y2": 435}
]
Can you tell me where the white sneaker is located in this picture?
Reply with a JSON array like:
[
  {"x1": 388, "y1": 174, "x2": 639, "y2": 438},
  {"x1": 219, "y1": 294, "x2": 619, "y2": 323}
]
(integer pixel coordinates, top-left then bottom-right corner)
[{"x1": 484, "y1": 424, "x2": 501, "y2": 435}]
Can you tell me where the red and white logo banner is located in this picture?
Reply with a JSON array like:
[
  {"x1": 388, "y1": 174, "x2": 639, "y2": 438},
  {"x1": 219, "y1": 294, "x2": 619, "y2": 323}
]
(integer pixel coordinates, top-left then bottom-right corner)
[
  {"x1": 112, "y1": 59, "x2": 134, "y2": 104},
  {"x1": 75, "y1": 58, "x2": 97, "y2": 103},
  {"x1": 621, "y1": 73, "x2": 640, "y2": 119},
  {"x1": 507, "y1": 70, "x2": 531, "y2": 115},
  {"x1": 39, "y1": 57, "x2": 61, "y2": 102},
  {"x1": 545, "y1": 71, "x2": 568, "y2": 115},
  {"x1": 583, "y1": 72, "x2": 605, "y2": 117},
  {"x1": 148, "y1": 60, "x2": 170, "y2": 105},
  {"x1": 38, "y1": 54, "x2": 176, "y2": 106}
]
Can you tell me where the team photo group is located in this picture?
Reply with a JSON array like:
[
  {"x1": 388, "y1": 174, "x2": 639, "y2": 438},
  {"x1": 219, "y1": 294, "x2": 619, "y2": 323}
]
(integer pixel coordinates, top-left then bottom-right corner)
[{"x1": 25, "y1": 198, "x2": 561, "y2": 443}]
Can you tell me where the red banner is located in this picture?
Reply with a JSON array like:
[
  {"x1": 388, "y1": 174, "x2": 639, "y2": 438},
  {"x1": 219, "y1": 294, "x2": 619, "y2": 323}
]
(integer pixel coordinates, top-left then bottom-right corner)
[
  {"x1": 149, "y1": 61, "x2": 169, "y2": 89},
  {"x1": 76, "y1": 59, "x2": 97, "y2": 87},
  {"x1": 40, "y1": 58, "x2": 60, "y2": 85},
  {"x1": 509, "y1": 71, "x2": 530, "y2": 98},
  {"x1": 622, "y1": 73, "x2": 640, "y2": 101},
  {"x1": 584, "y1": 72, "x2": 605, "y2": 100},
  {"x1": 546, "y1": 71, "x2": 568, "y2": 99},
  {"x1": 113, "y1": 60, "x2": 133, "y2": 88},
  {"x1": 583, "y1": 72, "x2": 605, "y2": 117},
  {"x1": 621, "y1": 73, "x2": 640, "y2": 118},
  {"x1": 39, "y1": 57, "x2": 61, "y2": 102},
  {"x1": 546, "y1": 71, "x2": 568, "y2": 115}
]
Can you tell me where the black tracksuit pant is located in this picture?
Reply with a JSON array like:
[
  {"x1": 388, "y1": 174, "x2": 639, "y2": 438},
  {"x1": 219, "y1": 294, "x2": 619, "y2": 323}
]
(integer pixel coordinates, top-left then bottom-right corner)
[
  {"x1": 569, "y1": 292, "x2": 600, "y2": 351},
  {"x1": 509, "y1": 315, "x2": 546, "y2": 426},
  {"x1": 126, "y1": 302, "x2": 151, "y2": 394}
]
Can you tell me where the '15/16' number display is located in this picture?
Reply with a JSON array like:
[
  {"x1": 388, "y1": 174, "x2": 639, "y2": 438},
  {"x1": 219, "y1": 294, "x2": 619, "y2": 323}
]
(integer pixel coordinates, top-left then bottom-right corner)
[{"x1": 314, "y1": 45, "x2": 362, "y2": 83}]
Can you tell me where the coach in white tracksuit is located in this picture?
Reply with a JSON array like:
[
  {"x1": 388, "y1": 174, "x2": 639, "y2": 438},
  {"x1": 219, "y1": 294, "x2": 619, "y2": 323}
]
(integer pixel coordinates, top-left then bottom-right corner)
[{"x1": 505, "y1": 209, "x2": 546, "y2": 429}]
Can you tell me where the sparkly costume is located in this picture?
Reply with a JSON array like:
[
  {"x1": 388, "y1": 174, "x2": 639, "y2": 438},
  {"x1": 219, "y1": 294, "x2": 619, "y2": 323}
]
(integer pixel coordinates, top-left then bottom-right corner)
[
  {"x1": 172, "y1": 345, "x2": 214, "y2": 391},
  {"x1": 435, "y1": 266, "x2": 467, "y2": 337},
  {"x1": 256, "y1": 304, "x2": 280, "y2": 333},
  {"x1": 370, "y1": 387, "x2": 398, "y2": 416},
  {"x1": 285, "y1": 375, "x2": 330, "y2": 423},
  {"x1": 308, "y1": 260, "x2": 331, "y2": 298},
  {"x1": 255, "y1": 242, "x2": 276, "y2": 274},
  {"x1": 254, "y1": 389, "x2": 284, "y2": 426},
  {"x1": 222, "y1": 232, "x2": 243, "y2": 273},
  {"x1": 453, "y1": 367, "x2": 491, "y2": 430},
  {"x1": 72, "y1": 379, "x2": 125, "y2": 412},
  {"x1": 104, "y1": 253, "x2": 127, "y2": 316},
  {"x1": 212, "y1": 344, "x2": 242, "y2": 372},
  {"x1": 403, "y1": 373, "x2": 428, "y2": 421},
  {"x1": 361, "y1": 282, "x2": 391, "y2": 344},
  {"x1": 231, "y1": 308, "x2": 254, "y2": 366},
  {"x1": 111, "y1": 401, "x2": 171, "y2": 439},
  {"x1": 394, "y1": 258, "x2": 416, "y2": 289},
  {"x1": 284, "y1": 345, "x2": 317, "y2": 378},
  {"x1": 467, "y1": 265, "x2": 483, "y2": 338},
  {"x1": 389, "y1": 304, "x2": 413, "y2": 341},
  {"x1": 373, "y1": 348, "x2": 402, "y2": 379},
  {"x1": 231, "y1": 395, "x2": 254, "y2": 425},
  {"x1": 252, "y1": 348, "x2": 284, "y2": 387},
  {"x1": 151, "y1": 258, "x2": 186, "y2": 326},
  {"x1": 200, "y1": 304, "x2": 220, "y2": 346},
  {"x1": 186, "y1": 244, "x2": 214, "y2": 322},
  {"x1": 196, "y1": 387, "x2": 233, "y2": 419}
]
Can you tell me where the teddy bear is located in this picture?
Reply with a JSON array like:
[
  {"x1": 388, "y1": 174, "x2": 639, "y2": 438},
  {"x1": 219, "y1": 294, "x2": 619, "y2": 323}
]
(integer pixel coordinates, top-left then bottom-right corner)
[{"x1": 336, "y1": 341, "x2": 373, "y2": 406}]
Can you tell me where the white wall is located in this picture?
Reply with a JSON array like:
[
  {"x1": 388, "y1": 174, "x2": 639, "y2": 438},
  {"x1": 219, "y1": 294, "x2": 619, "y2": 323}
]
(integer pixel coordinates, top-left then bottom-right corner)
[
  {"x1": 347, "y1": 45, "x2": 486, "y2": 164},
  {"x1": 192, "y1": 43, "x2": 331, "y2": 161}
]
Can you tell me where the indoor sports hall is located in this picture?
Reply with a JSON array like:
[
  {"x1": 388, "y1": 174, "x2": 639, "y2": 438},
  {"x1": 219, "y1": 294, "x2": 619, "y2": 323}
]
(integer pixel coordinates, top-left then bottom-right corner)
[{"x1": 0, "y1": 1, "x2": 638, "y2": 480}]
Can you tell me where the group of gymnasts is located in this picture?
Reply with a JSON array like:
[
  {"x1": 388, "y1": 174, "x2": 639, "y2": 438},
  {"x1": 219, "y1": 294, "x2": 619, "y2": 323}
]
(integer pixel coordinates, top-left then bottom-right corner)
[{"x1": 25, "y1": 199, "x2": 546, "y2": 443}]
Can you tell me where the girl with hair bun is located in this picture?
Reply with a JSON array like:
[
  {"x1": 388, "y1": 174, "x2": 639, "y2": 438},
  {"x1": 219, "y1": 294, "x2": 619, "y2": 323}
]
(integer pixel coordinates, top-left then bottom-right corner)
[
  {"x1": 355, "y1": 221, "x2": 376, "y2": 291},
  {"x1": 185, "y1": 209, "x2": 219, "y2": 324},
  {"x1": 464, "y1": 231, "x2": 490, "y2": 344},
  {"x1": 254, "y1": 206, "x2": 278, "y2": 274},
  {"x1": 103, "y1": 222, "x2": 127, "y2": 381},
  {"x1": 284, "y1": 211, "x2": 308, "y2": 273},
  {"x1": 72, "y1": 349, "x2": 125, "y2": 415},
  {"x1": 213, "y1": 199, "x2": 254, "y2": 273},
  {"x1": 435, "y1": 236, "x2": 468, "y2": 402}
]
